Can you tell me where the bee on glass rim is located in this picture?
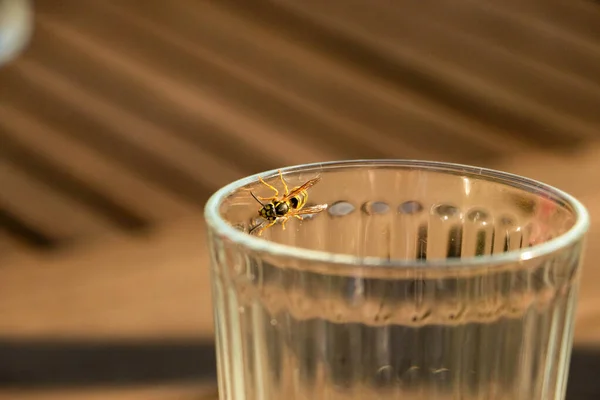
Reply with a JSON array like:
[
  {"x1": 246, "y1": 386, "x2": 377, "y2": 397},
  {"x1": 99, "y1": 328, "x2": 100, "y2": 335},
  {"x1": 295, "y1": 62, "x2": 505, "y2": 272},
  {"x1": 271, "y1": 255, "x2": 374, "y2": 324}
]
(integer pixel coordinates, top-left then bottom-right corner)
[{"x1": 248, "y1": 170, "x2": 328, "y2": 236}]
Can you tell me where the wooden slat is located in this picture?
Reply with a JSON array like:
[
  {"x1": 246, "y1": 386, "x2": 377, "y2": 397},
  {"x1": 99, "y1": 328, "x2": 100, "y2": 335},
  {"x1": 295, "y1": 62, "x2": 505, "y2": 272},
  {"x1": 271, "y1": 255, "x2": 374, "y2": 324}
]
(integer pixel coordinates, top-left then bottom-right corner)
[
  {"x1": 478, "y1": 0, "x2": 600, "y2": 44},
  {"x1": 9, "y1": 57, "x2": 243, "y2": 194},
  {"x1": 0, "y1": 104, "x2": 196, "y2": 223},
  {"x1": 423, "y1": 0, "x2": 600, "y2": 84},
  {"x1": 53, "y1": 0, "x2": 407, "y2": 161},
  {"x1": 31, "y1": 17, "x2": 337, "y2": 168},
  {"x1": 222, "y1": 0, "x2": 599, "y2": 146},
  {"x1": 0, "y1": 73, "x2": 214, "y2": 213},
  {"x1": 109, "y1": 0, "x2": 526, "y2": 160},
  {"x1": 21, "y1": 25, "x2": 275, "y2": 176},
  {"x1": 0, "y1": 159, "x2": 114, "y2": 241},
  {"x1": 0, "y1": 207, "x2": 58, "y2": 252},
  {"x1": 329, "y1": 0, "x2": 600, "y2": 128}
]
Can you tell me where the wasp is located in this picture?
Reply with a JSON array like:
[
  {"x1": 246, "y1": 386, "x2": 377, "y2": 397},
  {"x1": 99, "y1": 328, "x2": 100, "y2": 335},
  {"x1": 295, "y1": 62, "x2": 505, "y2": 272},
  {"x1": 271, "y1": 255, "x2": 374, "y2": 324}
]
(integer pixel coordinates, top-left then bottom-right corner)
[{"x1": 248, "y1": 170, "x2": 328, "y2": 236}]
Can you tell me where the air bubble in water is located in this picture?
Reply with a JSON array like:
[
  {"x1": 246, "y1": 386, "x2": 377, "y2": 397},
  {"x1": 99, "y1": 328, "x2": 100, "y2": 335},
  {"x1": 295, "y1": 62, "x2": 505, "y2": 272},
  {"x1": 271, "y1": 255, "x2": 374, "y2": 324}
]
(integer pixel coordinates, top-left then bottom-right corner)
[
  {"x1": 500, "y1": 215, "x2": 516, "y2": 227},
  {"x1": 398, "y1": 200, "x2": 423, "y2": 214},
  {"x1": 361, "y1": 201, "x2": 390, "y2": 215},
  {"x1": 434, "y1": 204, "x2": 459, "y2": 219},
  {"x1": 328, "y1": 201, "x2": 355, "y2": 217},
  {"x1": 467, "y1": 208, "x2": 490, "y2": 223}
]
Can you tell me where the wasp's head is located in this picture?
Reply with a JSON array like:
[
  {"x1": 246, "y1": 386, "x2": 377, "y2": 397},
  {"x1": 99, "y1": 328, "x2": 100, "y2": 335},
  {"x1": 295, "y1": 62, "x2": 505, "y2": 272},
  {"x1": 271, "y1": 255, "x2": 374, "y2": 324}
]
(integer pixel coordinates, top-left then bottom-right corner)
[{"x1": 259, "y1": 203, "x2": 277, "y2": 220}]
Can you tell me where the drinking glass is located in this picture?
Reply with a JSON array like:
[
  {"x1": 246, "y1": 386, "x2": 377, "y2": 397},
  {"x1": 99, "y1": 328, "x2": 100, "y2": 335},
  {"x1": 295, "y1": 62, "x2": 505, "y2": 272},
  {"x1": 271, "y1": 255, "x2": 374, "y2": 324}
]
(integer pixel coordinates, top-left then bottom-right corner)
[{"x1": 204, "y1": 160, "x2": 589, "y2": 400}]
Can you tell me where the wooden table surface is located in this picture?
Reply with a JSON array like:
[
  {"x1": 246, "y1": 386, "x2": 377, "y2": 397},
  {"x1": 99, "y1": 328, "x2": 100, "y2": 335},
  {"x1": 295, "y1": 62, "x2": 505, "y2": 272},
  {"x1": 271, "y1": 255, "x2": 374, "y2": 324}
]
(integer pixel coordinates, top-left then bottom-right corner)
[{"x1": 1, "y1": 0, "x2": 600, "y2": 398}]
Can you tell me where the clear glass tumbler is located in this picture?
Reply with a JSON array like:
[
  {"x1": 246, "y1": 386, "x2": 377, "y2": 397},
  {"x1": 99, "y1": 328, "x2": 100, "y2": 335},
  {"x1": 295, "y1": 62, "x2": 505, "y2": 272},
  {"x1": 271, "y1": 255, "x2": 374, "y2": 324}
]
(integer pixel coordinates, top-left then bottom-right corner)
[{"x1": 205, "y1": 160, "x2": 589, "y2": 400}]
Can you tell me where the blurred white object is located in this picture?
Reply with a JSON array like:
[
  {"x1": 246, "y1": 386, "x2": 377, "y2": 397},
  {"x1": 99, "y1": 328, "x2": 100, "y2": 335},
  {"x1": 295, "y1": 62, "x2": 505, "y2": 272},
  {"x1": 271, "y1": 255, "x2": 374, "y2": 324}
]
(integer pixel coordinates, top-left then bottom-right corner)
[{"x1": 0, "y1": 0, "x2": 32, "y2": 65}]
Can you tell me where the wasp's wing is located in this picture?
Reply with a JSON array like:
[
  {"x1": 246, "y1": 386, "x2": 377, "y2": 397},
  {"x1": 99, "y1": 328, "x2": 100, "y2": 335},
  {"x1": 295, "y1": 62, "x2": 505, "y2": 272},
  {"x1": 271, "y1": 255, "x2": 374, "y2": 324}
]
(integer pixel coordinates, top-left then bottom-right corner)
[
  {"x1": 289, "y1": 203, "x2": 328, "y2": 216},
  {"x1": 280, "y1": 176, "x2": 322, "y2": 201},
  {"x1": 248, "y1": 219, "x2": 267, "y2": 235}
]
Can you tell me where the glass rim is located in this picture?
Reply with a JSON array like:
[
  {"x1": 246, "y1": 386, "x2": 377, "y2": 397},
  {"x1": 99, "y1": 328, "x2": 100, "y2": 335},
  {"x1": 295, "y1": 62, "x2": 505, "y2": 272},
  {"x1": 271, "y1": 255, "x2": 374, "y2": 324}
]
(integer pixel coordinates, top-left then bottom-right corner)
[{"x1": 204, "y1": 159, "x2": 590, "y2": 269}]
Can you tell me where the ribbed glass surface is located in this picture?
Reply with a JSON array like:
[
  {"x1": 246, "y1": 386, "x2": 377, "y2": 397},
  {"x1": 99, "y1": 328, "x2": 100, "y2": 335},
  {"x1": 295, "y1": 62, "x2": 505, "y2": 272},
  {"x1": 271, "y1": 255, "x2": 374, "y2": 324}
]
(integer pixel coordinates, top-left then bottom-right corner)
[{"x1": 206, "y1": 161, "x2": 588, "y2": 400}]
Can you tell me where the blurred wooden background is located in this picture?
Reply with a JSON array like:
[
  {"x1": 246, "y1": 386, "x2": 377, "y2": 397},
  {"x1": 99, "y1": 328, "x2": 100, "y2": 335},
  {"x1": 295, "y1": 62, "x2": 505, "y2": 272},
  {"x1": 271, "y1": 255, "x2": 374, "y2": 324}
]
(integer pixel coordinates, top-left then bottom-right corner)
[{"x1": 1, "y1": 0, "x2": 600, "y2": 398}]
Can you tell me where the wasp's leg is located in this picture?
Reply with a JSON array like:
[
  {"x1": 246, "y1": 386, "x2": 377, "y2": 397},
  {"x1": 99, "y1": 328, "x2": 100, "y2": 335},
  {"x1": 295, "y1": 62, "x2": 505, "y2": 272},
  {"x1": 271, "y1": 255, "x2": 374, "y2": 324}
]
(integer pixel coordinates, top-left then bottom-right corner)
[
  {"x1": 278, "y1": 169, "x2": 289, "y2": 196},
  {"x1": 293, "y1": 215, "x2": 304, "y2": 221},
  {"x1": 255, "y1": 220, "x2": 277, "y2": 236},
  {"x1": 257, "y1": 176, "x2": 279, "y2": 201},
  {"x1": 280, "y1": 216, "x2": 291, "y2": 231}
]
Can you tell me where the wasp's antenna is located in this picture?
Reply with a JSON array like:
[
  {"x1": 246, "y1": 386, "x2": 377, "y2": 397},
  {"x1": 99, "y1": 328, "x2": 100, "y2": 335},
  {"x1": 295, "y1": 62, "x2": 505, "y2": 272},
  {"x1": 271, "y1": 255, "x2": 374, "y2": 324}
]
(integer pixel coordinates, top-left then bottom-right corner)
[{"x1": 250, "y1": 191, "x2": 265, "y2": 206}]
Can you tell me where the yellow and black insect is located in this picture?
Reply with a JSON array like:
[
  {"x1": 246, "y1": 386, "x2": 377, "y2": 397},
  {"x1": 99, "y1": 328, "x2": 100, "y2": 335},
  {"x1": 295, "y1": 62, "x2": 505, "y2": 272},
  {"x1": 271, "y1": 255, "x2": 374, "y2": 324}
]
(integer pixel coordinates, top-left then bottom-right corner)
[{"x1": 249, "y1": 170, "x2": 328, "y2": 236}]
